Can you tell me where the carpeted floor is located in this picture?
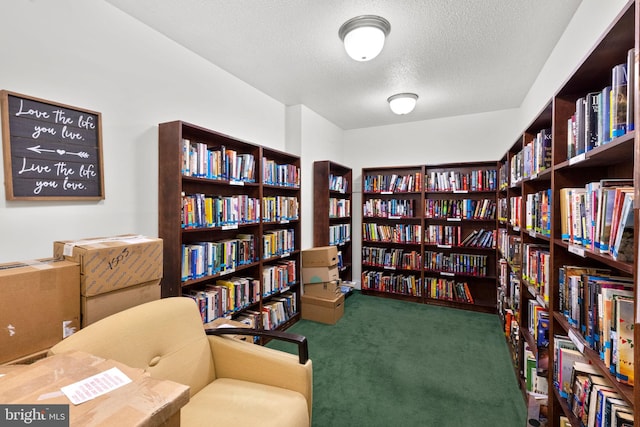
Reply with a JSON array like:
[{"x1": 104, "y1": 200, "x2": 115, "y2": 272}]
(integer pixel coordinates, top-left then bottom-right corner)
[{"x1": 268, "y1": 291, "x2": 527, "y2": 427}]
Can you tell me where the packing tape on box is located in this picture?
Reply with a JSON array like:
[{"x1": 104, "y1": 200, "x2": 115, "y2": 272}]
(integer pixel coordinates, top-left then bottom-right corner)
[
  {"x1": 62, "y1": 235, "x2": 151, "y2": 256},
  {"x1": 0, "y1": 258, "x2": 58, "y2": 271}
]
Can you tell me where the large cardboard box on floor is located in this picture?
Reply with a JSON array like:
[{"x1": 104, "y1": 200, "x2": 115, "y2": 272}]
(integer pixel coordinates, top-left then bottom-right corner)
[
  {"x1": 301, "y1": 293, "x2": 344, "y2": 325},
  {"x1": 81, "y1": 279, "x2": 161, "y2": 327},
  {"x1": 304, "y1": 280, "x2": 342, "y2": 298},
  {"x1": 0, "y1": 258, "x2": 80, "y2": 364},
  {"x1": 301, "y1": 246, "x2": 338, "y2": 267},
  {"x1": 302, "y1": 265, "x2": 340, "y2": 284},
  {"x1": 53, "y1": 234, "x2": 163, "y2": 296}
]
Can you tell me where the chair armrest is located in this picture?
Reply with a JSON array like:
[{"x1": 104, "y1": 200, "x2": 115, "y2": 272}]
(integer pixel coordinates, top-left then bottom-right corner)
[{"x1": 205, "y1": 328, "x2": 309, "y2": 364}]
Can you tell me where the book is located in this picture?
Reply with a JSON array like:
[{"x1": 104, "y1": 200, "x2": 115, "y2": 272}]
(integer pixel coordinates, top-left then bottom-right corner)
[
  {"x1": 626, "y1": 48, "x2": 635, "y2": 133},
  {"x1": 614, "y1": 296, "x2": 634, "y2": 385},
  {"x1": 611, "y1": 63, "x2": 628, "y2": 138},
  {"x1": 585, "y1": 91, "x2": 601, "y2": 151},
  {"x1": 611, "y1": 192, "x2": 634, "y2": 262},
  {"x1": 601, "y1": 85, "x2": 612, "y2": 145},
  {"x1": 575, "y1": 97, "x2": 586, "y2": 155},
  {"x1": 557, "y1": 347, "x2": 586, "y2": 398}
]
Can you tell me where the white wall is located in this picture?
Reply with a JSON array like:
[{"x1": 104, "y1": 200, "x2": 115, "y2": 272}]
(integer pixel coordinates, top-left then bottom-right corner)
[
  {"x1": 343, "y1": 108, "x2": 521, "y2": 283},
  {"x1": 342, "y1": 0, "x2": 631, "y2": 285},
  {"x1": 0, "y1": 0, "x2": 630, "y2": 277},
  {"x1": 0, "y1": 0, "x2": 286, "y2": 262},
  {"x1": 297, "y1": 106, "x2": 344, "y2": 250}
]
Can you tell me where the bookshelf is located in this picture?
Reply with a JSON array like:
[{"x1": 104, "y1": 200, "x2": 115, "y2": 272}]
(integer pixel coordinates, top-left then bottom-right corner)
[
  {"x1": 158, "y1": 120, "x2": 301, "y2": 340},
  {"x1": 423, "y1": 162, "x2": 499, "y2": 313},
  {"x1": 361, "y1": 165, "x2": 425, "y2": 303},
  {"x1": 360, "y1": 163, "x2": 498, "y2": 314},
  {"x1": 313, "y1": 160, "x2": 353, "y2": 281},
  {"x1": 497, "y1": 2, "x2": 639, "y2": 425}
]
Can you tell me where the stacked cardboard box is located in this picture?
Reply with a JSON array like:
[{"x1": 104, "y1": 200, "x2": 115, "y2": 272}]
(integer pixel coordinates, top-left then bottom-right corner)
[
  {"x1": 0, "y1": 258, "x2": 80, "y2": 364},
  {"x1": 301, "y1": 246, "x2": 344, "y2": 324},
  {"x1": 53, "y1": 234, "x2": 163, "y2": 327}
]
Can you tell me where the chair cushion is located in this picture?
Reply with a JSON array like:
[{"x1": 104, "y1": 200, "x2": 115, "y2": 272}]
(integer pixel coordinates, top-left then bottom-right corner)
[{"x1": 182, "y1": 378, "x2": 309, "y2": 427}]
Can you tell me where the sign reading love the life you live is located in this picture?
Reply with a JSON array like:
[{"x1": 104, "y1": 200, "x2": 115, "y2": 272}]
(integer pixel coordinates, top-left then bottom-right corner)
[{"x1": 1, "y1": 91, "x2": 104, "y2": 200}]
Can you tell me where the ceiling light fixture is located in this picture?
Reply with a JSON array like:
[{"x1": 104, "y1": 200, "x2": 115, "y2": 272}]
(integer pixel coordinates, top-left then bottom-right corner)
[
  {"x1": 338, "y1": 15, "x2": 391, "y2": 62},
  {"x1": 387, "y1": 93, "x2": 418, "y2": 115}
]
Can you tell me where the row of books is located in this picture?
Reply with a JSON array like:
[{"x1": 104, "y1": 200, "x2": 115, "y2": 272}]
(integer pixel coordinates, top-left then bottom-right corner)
[
  {"x1": 567, "y1": 49, "x2": 635, "y2": 159},
  {"x1": 262, "y1": 228, "x2": 295, "y2": 259},
  {"x1": 181, "y1": 193, "x2": 260, "y2": 229},
  {"x1": 509, "y1": 129, "x2": 552, "y2": 186},
  {"x1": 498, "y1": 161, "x2": 510, "y2": 191},
  {"x1": 262, "y1": 260, "x2": 297, "y2": 296},
  {"x1": 554, "y1": 334, "x2": 634, "y2": 426},
  {"x1": 226, "y1": 291, "x2": 298, "y2": 331},
  {"x1": 497, "y1": 230, "x2": 521, "y2": 265},
  {"x1": 498, "y1": 260, "x2": 520, "y2": 314},
  {"x1": 329, "y1": 174, "x2": 348, "y2": 193},
  {"x1": 560, "y1": 180, "x2": 634, "y2": 262},
  {"x1": 361, "y1": 246, "x2": 421, "y2": 271},
  {"x1": 361, "y1": 270, "x2": 422, "y2": 296},
  {"x1": 363, "y1": 198, "x2": 415, "y2": 218},
  {"x1": 424, "y1": 225, "x2": 495, "y2": 248},
  {"x1": 329, "y1": 223, "x2": 351, "y2": 246},
  {"x1": 521, "y1": 243, "x2": 550, "y2": 304},
  {"x1": 425, "y1": 169, "x2": 498, "y2": 192},
  {"x1": 424, "y1": 198, "x2": 496, "y2": 220},
  {"x1": 497, "y1": 197, "x2": 508, "y2": 222},
  {"x1": 262, "y1": 158, "x2": 300, "y2": 187},
  {"x1": 525, "y1": 189, "x2": 551, "y2": 237},
  {"x1": 185, "y1": 276, "x2": 260, "y2": 322},
  {"x1": 423, "y1": 251, "x2": 488, "y2": 276},
  {"x1": 558, "y1": 266, "x2": 634, "y2": 378},
  {"x1": 262, "y1": 292, "x2": 297, "y2": 330},
  {"x1": 425, "y1": 278, "x2": 474, "y2": 303},
  {"x1": 424, "y1": 225, "x2": 463, "y2": 246},
  {"x1": 181, "y1": 236, "x2": 256, "y2": 281},
  {"x1": 181, "y1": 139, "x2": 256, "y2": 182},
  {"x1": 262, "y1": 196, "x2": 299, "y2": 222},
  {"x1": 363, "y1": 172, "x2": 422, "y2": 193},
  {"x1": 329, "y1": 197, "x2": 351, "y2": 218},
  {"x1": 509, "y1": 196, "x2": 522, "y2": 228},
  {"x1": 362, "y1": 222, "x2": 422, "y2": 244}
]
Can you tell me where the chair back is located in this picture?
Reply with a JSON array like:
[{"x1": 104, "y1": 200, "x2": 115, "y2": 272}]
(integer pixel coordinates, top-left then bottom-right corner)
[{"x1": 49, "y1": 297, "x2": 215, "y2": 396}]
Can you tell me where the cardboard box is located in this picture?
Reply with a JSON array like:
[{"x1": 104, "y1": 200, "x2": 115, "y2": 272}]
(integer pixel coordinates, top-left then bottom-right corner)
[
  {"x1": 53, "y1": 234, "x2": 163, "y2": 296},
  {"x1": 301, "y1": 293, "x2": 344, "y2": 325},
  {"x1": 81, "y1": 279, "x2": 161, "y2": 327},
  {"x1": 304, "y1": 280, "x2": 342, "y2": 298},
  {"x1": 302, "y1": 265, "x2": 340, "y2": 284},
  {"x1": 205, "y1": 317, "x2": 254, "y2": 342},
  {"x1": 301, "y1": 246, "x2": 338, "y2": 267},
  {"x1": 0, "y1": 351, "x2": 190, "y2": 425},
  {"x1": 0, "y1": 258, "x2": 80, "y2": 364}
]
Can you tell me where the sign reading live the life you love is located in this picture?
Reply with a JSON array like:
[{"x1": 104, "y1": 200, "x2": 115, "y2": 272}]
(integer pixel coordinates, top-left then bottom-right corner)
[{"x1": 1, "y1": 90, "x2": 104, "y2": 200}]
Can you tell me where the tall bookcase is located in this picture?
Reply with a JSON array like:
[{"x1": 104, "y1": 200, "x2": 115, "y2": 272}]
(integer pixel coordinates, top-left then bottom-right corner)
[
  {"x1": 313, "y1": 160, "x2": 352, "y2": 281},
  {"x1": 497, "y1": 2, "x2": 640, "y2": 425},
  {"x1": 158, "y1": 120, "x2": 302, "y2": 338},
  {"x1": 360, "y1": 162, "x2": 498, "y2": 314}
]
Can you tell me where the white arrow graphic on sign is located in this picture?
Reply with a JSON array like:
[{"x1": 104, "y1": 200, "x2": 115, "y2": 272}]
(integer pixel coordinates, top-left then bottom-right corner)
[{"x1": 28, "y1": 145, "x2": 89, "y2": 158}]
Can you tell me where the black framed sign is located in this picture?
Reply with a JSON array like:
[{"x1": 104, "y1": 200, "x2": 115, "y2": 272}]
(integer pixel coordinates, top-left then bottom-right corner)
[{"x1": 1, "y1": 90, "x2": 104, "y2": 200}]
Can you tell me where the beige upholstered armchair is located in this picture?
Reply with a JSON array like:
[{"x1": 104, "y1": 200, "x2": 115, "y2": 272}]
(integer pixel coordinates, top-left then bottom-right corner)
[{"x1": 49, "y1": 297, "x2": 313, "y2": 426}]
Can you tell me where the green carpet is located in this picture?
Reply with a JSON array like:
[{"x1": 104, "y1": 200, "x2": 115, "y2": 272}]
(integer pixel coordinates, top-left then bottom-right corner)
[{"x1": 268, "y1": 291, "x2": 526, "y2": 427}]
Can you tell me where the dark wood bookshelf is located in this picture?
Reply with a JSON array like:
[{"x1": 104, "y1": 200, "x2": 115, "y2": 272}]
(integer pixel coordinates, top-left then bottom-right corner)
[
  {"x1": 496, "y1": 2, "x2": 640, "y2": 425},
  {"x1": 361, "y1": 162, "x2": 499, "y2": 314},
  {"x1": 158, "y1": 120, "x2": 302, "y2": 340},
  {"x1": 313, "y1": 160, "x2": 352, "y2": 281}
]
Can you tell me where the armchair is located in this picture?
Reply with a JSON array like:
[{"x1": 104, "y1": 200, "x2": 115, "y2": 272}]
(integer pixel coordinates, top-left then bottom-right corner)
[{"x1": 48, "y1": 297, "x2": 313, "y2": 426}]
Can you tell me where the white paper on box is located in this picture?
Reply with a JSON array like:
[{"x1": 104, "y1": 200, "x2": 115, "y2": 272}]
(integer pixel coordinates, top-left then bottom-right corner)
[{"x1": 61, "y1": 367, "x2": 132, "y2": 405}]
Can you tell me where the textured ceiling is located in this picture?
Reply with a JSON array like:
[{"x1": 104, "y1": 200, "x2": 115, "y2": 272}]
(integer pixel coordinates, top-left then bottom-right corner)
[{"x1": 104, "y1": 0, "x2": 583, "y2": 130}]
